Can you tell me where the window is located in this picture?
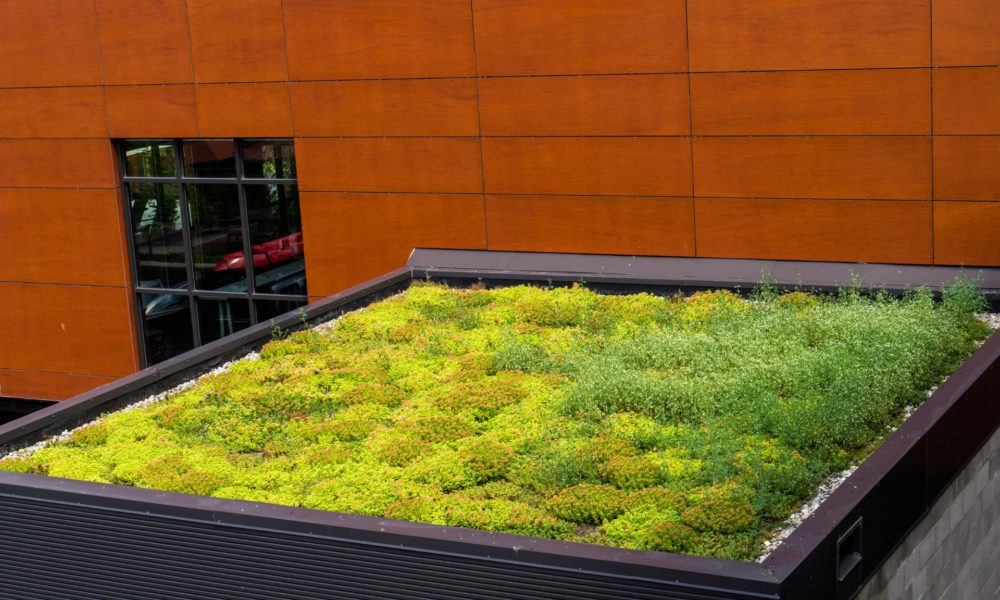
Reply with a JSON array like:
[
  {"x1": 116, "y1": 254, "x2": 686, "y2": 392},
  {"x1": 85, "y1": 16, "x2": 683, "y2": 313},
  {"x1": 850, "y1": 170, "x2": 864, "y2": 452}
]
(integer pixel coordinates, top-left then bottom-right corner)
[{"x1": 121, "y1": 139, "x2": 306, "y2": 366}]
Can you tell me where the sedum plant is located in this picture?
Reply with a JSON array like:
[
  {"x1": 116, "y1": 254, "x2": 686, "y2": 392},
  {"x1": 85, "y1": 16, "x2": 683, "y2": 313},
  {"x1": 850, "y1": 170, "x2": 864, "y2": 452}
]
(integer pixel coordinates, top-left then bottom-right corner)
[{"x1": 0, "y1": 279, "x2": 991, "y2": 561}]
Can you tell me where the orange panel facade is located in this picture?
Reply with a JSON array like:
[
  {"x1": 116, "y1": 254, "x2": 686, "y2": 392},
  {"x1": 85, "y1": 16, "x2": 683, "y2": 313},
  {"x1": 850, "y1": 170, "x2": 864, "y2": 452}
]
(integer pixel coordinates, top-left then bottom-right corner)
[
  {"x1": 186, "y1": 0, "x2": 288, "y2": 83},
  {"x1": 282, "y1": 0, "x2": 476, "y2": 80},
  {"x1": 297, "y1": 137, "x2": 483, "y2": 194},
  {"x1": 473, "y1": 0, "x2": 688, "y2": 76},
  {"x1": 196, "y1": 83, "x2": 293, "y2": 137},
  {"x1": 933, "y1": 0, "x2": 1000, "y2": 66},
  {"x1": 95, "y1": 0, "x2": 194, "y2": 85},
  {"x1": 0, "y1": 283, "x2": 136, "y2": 378},
  {"x1": 486, "y1": 196, "x2": 695, "y2": 256},
  {"x1": 934, "y1": 202, "x2": 1000, "y2": 266},
  {"x1": 0, "y1": 370, "x2": 116, "y2": 402},
  {"x1": 691, "y1": 70, "x2": 931, "y2": 136},
  {"x1": 933, "y1": 68, "x2": 1000, "y2": 135},
  {"x1": 0, "y1": 0, "x2": 103, "y2": 87},
  {"x1": 483, "y1": 137, "x2": 691, "y2": 197},
  {"x1": 0, "y1": 1, "x2": 997, "y2": 401},
  {"x1": 105, "y1": 85, "x2": 199, "y2": 138},
  {"x1": 479, "y1": 75, "x2": 690, "y2": 136},
  {"x1": 291, "y1": 79, "x2": 478, "y2": 137},
  {"x1": 934, "y1": 137, "x2": 1000, "y2": 201},
  {"x1": 0, "y1": 87, "x2": 107, "y2": 138},
  {"x1": 0, "y1": 189, "x2": 128, "y2": 287},
  {"x1": 696, "y1": 199, "x2": 933, "y2": 264},
  {"x1": 0, "y1": 140, "x2": 117, "y2": 189},
  {"x1": 687, "y1": 0, "x2": 930, "y2": 71},
  {"x1": 301, "y1": 193, "x2": 487, "y2": 296},
  {"x1": 694, "y1": 137, "x2": 932, "y2": 200}
]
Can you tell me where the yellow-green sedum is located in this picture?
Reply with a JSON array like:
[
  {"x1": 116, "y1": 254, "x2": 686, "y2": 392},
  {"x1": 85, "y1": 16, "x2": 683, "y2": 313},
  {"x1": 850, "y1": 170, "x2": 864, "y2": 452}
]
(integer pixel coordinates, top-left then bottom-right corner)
[{"x1": 1, "y1": 280, "x2": 992, "y2": 560}]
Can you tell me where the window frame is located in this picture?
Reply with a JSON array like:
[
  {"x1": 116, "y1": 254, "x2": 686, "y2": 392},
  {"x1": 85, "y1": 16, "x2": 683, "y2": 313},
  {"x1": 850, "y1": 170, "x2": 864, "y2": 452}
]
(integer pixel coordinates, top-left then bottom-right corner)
[{"x1": 118, "y1": 138, "x2": 306, "y2": 367}]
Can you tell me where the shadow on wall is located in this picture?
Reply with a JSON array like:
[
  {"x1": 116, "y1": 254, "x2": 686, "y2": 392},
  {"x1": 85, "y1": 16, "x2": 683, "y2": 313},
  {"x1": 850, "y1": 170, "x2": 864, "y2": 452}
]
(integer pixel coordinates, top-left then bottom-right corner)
[{"x1": 0, "y1": 398, "x2": 54, "y2": 426}]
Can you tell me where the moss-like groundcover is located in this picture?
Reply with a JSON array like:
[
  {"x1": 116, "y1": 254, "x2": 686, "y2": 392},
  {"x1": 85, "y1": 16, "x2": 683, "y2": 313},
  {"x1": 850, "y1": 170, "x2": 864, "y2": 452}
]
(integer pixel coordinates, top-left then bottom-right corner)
[{"x1": 1, "y1": 282, "x2": 992, "y2": 560}]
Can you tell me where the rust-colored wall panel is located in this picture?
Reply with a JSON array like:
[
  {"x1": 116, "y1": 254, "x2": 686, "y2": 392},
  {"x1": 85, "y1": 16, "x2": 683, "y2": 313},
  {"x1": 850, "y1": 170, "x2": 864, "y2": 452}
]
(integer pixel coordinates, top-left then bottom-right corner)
[
  {"x1": 934, "y1": 202, "x2": 1000, "y2": 266},
  {"x1": 479, "y1": 75, "x2": 689, "y2": 136},
  {"x1": 187, "y1": 0, "x2": 288, "y2": 83},
  {"x1": 197, "y1": 83, "x2": 292, "y2": 137},
  {"x1": 95, "y1": 0, "x2": 193, "y2": 84},
  {"x1": 692, "y1": 70, "x2": 931, "y2": 136},
  {"x1": 106, "y1": 85, "x2": 199, "y2": 138},
  {"x1": 0, "y1": 0, "x2": 103, "y2": 87},
  {"x1": 283, "y1": 0, "x2": 475, "y2": 80},
  {"x1": 0, "y1": 189, "x2": 126, "y2": 287},
  {"x1": 934, "y1": 137, "x2": 1000, "y2": 201},
  {"x1": 296, "y1": 137, "x2": 483, "y2": 194},
  {"x1": 0, "y1": 140, "x2": 115, "y2": 188},
  {"x1": 291, "y1": 79, "x2": 478, "y2": 137},
  {"x1": 483, "y1": 138, "x2": 691, "y2": 196},
  {"x1": 487, "y1": 195, "x2": 694, "y2": 256},
  {"x1": 301, "y1": 192, "x2": 486, "y2": 295},
  {"x1": 473, "y1": 0, "x2": 687, "y2": 76},
  {"x1": 0, "y1": 283, "x2": 136, "y2": 377},
  {"x1": 934, "y1": 68, "x2": 1000, "y2": 135},
  {"x1": 933, "y1": 0, "x2": 1000, "y2": 66},
  {"x1": 0, "y1": 87, "x2": 106, "y2": 138},
  {"x1": 694, "y1": 137, "x2": 931, "y2": 200},
  {"x1": 0, "y1": 369, "x2": 114, "y2": 402},
  {"x1": 696, "y1": 198, "x2": 933, "y2": 264},
  {"x1": 688, "y1": 0, "x2": 930, "y2": 72}
]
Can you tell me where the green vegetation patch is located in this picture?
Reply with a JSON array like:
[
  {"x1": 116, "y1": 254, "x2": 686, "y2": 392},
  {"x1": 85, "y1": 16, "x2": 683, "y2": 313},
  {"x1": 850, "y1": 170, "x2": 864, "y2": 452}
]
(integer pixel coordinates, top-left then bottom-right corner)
[{"x1": 2, "y1": 279, "x2": 992, "y2": 561}]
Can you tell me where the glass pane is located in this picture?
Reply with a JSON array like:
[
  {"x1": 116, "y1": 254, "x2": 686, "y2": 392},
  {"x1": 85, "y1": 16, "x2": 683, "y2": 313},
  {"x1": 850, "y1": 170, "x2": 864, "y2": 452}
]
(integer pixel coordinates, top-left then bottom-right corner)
[
  {"x1": 140, "y1": 293, "x2": 194, "y2": 364},
  {"x1": 123, "y1": 140, "x2": 175, "y2": 177},
  {"x1": 186, "y1": 184, "x2": 246, "y2": 291},
  {"x1": 256, "y1": 299, "x2": 308, "y2": 324},
  {"x1": 245, "y1": 184, "x2": 306, "y2": 295},
  {"x1": 182, "y1": 140, "x2": 236, "y2": 178},
  {"x1": 128, "y1": 182, "x2": 187, "y2": 289},
  {"x1": 242, "y1": 140, "x2": 295, "y2": 179},
  {"x1": 197, "y1": 297, "x2": 251, "y2": 344}
]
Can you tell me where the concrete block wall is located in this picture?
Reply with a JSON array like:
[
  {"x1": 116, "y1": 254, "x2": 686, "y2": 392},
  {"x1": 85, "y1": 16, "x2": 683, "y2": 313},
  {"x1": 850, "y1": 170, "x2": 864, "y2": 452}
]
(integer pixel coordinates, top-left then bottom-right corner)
[{"x1": 855, "y1": 423, "x2": 1000, "y2": 599}]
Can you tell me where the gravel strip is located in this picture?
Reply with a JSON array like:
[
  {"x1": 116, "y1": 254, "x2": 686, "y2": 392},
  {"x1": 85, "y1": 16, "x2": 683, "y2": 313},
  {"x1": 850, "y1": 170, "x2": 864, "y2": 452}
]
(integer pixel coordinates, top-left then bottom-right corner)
[{"x1": 978, "y1": 312, "x2": 1000, "y2": 331}]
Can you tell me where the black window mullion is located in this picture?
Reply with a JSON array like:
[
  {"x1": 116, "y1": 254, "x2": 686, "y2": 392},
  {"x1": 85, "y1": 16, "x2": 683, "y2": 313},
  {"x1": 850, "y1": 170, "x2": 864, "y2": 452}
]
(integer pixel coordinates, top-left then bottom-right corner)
[
  {"x1": 234, "y1": 139, "x2": 259, "y2": 326},
  {"x1": 119, "y1": 143, "x2": 150, "y2": 368},
  {"x1": 174, "y1": 139, "x2": 201, "y2": 347}
]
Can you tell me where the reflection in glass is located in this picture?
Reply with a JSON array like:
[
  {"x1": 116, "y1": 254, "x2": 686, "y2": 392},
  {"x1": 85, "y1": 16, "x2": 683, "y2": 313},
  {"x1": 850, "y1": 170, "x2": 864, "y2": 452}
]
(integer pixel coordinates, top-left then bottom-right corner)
[
  {"x1": 140, "y1": 292, "x2": 194, "y2": 364},
  {"x1": 124, "y1": 140, "x2": 176, "y2": 177},
  {"x1": 186, "y1": 184, "x2": 245, "y2": 291},
  {"x1": 256, "y1": 299, "x2": 308, "y2": 324},
  {"x1": 242, "y1": 140, "x2": 295, "y2": 179},
  {"x1": 197, "y1": 297, "x2": 251, "y2": 344},
  {"x1": 128, "y1": 182, "x2": 187, "y2": 289},
  {"x1": 245, "y1": 184, "x2": 306, "y2": 295},
  {"x1": 182, "y1": 140, "x2": 237, "y2": 178}
]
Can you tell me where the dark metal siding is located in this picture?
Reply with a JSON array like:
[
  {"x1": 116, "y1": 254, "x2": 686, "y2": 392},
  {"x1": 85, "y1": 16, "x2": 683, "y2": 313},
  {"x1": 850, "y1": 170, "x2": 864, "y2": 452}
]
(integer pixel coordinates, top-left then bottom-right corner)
[{"x1": 0, "y1": 496, "x2": 762, "y2": 600}]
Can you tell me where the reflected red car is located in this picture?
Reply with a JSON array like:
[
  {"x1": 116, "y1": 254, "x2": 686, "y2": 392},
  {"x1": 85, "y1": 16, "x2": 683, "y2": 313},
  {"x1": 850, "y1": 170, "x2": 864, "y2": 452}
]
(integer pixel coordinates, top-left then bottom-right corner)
[{"x1": 214, "y1": 231, "x2": 304, "y2": 271}]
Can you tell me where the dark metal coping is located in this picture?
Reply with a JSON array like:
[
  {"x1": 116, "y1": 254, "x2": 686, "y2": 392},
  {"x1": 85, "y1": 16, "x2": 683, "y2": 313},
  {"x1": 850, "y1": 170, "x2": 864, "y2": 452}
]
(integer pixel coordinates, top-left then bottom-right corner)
[
  {"x1": 0, "y1": 250, "x2": 998, "y2": 600},
  {"x1": 406, "y1": 249, "x2": 1000, "y2": 306}
]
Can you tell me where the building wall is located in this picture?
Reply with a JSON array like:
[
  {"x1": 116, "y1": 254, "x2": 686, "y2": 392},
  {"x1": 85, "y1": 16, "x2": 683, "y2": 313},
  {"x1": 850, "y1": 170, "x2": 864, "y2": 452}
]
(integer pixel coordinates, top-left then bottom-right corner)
[
  {"x1": 855, "y1": 422, "x2": 1000, "y2": 600},
  {"x1": 0, "y1": 0, "x2": 998, "y2": 399}
]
